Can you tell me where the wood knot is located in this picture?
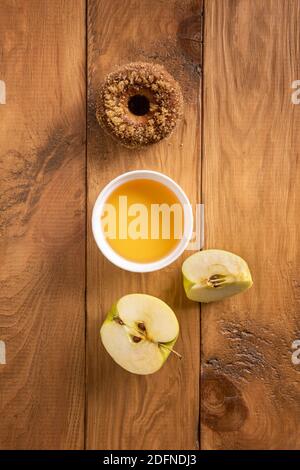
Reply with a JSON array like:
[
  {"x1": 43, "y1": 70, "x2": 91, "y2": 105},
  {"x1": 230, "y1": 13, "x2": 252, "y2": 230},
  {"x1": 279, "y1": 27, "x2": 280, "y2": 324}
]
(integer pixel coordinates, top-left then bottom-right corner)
[
  {"x1": 201, "y1": 368, "x2": 248, "y2": 432},
  {"x1": 177, "y1": 15, "x2": 202, "y2": 64}
]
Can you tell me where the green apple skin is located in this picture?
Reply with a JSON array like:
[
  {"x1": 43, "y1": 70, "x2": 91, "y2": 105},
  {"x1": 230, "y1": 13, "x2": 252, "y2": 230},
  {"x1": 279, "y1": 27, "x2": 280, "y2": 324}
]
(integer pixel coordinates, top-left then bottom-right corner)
[
  {"x1": 100, "y1": 294, "x2": 179, "y2": 375},
  {"x1": 182, "y1": 249, "x2": 253, "y2": 303}
]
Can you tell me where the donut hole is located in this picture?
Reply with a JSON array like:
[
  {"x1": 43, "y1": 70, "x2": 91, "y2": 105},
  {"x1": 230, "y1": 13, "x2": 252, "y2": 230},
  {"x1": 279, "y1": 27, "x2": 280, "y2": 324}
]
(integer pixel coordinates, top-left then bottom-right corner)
[{"x1": 128, "y1": 94, "x2": 150, "y2": 116}]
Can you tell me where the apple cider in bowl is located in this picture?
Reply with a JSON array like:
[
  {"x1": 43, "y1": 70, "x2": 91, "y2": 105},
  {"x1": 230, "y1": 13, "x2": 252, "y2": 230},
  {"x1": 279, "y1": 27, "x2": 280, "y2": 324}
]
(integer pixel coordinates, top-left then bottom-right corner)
[
  {"x1": 92, "y1": 170, "x2": 193, "y2": 273},
  {"x1": 102, "y1": 178, "x2": 183, "y2": 263}
]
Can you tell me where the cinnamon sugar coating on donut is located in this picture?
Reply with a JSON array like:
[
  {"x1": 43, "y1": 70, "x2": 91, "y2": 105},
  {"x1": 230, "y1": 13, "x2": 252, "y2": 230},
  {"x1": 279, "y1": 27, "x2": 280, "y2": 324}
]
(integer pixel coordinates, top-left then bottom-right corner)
[{"x1": 96, "y1": 63, "x2": 183, "y2": 148}]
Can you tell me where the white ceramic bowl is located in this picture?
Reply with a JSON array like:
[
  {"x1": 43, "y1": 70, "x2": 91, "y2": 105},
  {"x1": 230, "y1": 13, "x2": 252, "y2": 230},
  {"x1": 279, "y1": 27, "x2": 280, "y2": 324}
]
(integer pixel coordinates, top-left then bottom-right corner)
[{"x1": 92, "y1": 170, "x2": 193, "y2": 273}]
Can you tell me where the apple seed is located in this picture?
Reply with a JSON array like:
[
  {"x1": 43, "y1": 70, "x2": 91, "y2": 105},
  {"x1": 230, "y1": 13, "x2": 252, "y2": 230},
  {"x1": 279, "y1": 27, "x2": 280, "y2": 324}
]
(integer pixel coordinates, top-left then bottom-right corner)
[
  {"x1": 137, "y1": 322, "x2": 146, "y2": 332},
  {"x1": 132, "y1": 335, "x2": 142, "y2": 343},
  {"x1": 207, "y1": 274, "x2": 227, "y2": 288}
]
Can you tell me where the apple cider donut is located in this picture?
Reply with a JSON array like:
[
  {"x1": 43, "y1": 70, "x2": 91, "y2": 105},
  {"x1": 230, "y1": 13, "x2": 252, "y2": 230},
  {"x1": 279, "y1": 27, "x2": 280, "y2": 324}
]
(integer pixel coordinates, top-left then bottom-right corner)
[{"x1": 96, "y1": 62, "x2": 183, "y2": 148}]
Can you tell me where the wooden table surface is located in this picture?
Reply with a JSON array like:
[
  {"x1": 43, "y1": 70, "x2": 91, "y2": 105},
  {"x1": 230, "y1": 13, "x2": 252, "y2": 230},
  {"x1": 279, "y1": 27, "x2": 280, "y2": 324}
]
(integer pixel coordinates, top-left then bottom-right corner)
[{"x1": 0, "y1": 0, "x2": 299, "y2": 450}]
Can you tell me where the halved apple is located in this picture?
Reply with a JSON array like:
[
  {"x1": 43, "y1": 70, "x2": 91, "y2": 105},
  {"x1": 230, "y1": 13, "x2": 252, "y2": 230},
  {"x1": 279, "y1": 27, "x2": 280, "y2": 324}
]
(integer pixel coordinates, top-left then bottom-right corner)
[
  {"x1": 100, "y1": 294, "x2": 180, "y2": 375},
  {"x1": 182, "y1": 249, "x2": 253, "y2": 303}
]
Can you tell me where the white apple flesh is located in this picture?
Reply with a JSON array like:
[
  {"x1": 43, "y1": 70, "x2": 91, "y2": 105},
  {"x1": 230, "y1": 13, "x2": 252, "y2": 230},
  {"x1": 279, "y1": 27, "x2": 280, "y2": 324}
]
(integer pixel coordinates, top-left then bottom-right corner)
[
  {"x1": 182, "y1": 249, "x2": 253, "y2": 303},
  {"x1": 100, "y1": 294, "x2": 179, "y2": 375}
]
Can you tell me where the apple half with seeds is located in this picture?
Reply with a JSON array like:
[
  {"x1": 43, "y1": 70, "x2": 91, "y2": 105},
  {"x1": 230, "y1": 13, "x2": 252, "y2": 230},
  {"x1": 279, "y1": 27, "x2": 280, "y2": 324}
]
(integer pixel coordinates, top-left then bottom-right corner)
[
  {"x1": 100, "y1": 294, "x2": 180, "y2": 375},
  {"x1": 182, "y1": 249, "x2": 253, "y2": 303}
]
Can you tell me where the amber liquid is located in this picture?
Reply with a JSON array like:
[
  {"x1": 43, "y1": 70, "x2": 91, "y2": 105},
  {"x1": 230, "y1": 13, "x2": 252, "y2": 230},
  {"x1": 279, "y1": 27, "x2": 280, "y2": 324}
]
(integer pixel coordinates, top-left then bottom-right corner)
[{"x1": 101, "y1": 179, "x2": 184, "y2": 263}]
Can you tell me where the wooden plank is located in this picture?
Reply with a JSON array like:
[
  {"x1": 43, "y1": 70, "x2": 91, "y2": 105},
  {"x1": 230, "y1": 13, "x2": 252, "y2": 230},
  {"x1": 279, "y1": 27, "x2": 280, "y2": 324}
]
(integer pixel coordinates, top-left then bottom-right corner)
[
  {"x1": 201, "y1": 0, "x2": 300, "y2": 450},
  {"x1": 0, "y1": 0, "x2": 86, "y2": 449},
  {"x1": 87, "y1": 0, "x2": 202, "y2": 450}
]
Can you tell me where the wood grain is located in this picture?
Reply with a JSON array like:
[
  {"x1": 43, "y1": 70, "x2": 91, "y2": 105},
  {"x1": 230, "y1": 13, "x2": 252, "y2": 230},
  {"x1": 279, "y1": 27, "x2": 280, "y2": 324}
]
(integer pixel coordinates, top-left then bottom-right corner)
[
  {"x1": 201, "y1": 0, "x2": 300, "y2": 450},
  {"x1": 87, "y1": 0, "x2": 202, "y2": 450},
  {"x1": 2, "y1": 0, "x2": 298, "y2": 451},
  {"x1": 0, "y1": 0, "x2": 86, "y2": 449}
]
